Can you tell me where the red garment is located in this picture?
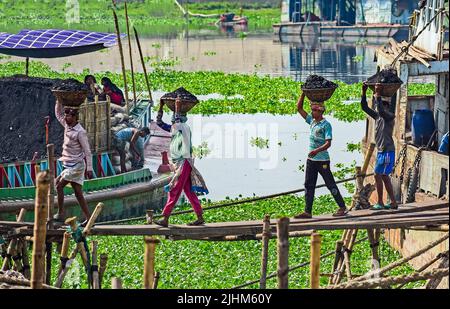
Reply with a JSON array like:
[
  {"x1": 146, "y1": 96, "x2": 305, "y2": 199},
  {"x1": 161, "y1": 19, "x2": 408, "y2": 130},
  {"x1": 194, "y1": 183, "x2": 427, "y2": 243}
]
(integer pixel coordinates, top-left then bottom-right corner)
[
  {"x1": 162, "y1": 161, "x2": 203, "y2": 217},
  {"x1": 103, "y1": 85, "x2": 124, "y2": 105}
]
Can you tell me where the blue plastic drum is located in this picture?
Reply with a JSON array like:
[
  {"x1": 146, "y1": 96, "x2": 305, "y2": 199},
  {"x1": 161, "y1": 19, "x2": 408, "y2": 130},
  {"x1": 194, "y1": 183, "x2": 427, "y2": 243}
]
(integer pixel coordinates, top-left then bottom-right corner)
[{"x1": 412, "y1": 109, "x2": 436, "y2": 146}]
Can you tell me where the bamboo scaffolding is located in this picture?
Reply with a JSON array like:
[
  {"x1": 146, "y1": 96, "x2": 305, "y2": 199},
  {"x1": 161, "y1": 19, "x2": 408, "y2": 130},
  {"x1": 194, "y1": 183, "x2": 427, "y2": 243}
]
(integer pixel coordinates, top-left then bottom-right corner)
[
  {"x1": 56, "y1": 232, "x2": 71, "y2": 279},
  {"x1": 82, "y1": 203, "x2": 104, "y2": 237},
  {"x1": 143, "y1": 236, "x2": 160, "y2": 289},
  {"x1": 31, "y1": 171, "x2": 50, "y2": 289},
  {"x1": 259, "y1": 215, "x2": 271, "y2": 289},
  {"x1": 310, "y1": 233, "x2": 322, "y2": 289},
  {"x1": 277, "y1": 217, "x2": 289, "y2": 289},
  {"x1": 45, "y1": 242, "x2": 52, "y2": 285},
  {"x1": 355, "y1": 233, "x2": 449, "y2": 282},
  {"x1": 0, "y1": 274, "x2": 56, "y2": 289}
]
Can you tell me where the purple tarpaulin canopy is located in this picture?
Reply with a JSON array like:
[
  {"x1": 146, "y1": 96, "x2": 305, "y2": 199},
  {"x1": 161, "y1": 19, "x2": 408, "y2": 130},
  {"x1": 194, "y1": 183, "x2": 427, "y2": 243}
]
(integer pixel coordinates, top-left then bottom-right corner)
[{"x1": 0, "y1": 29, "x2": 126, "y2": 58}]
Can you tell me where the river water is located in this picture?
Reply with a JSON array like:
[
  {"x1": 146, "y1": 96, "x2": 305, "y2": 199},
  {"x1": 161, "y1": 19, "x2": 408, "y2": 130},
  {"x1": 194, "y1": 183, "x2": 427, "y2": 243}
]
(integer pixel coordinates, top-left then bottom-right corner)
[{"x1": 4, "y1": 29, "x2": 377, "y2": 201}]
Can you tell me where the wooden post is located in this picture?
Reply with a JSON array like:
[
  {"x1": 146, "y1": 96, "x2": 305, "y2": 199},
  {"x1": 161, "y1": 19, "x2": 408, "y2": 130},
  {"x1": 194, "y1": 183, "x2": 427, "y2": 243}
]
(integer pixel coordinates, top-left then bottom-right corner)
[
  {"x1": 2, "y1": 208, "x2": 26, "y2": 271},
  {"x1": 31, "y1": 171, "x2": 50, "y2": 289},
  {"x1": 106, "y1": 96, "x2": 111, "y2": 151},
  {"x1": 112, "y1": 9, "x2": 130, "y2": 114},
  {"x1": 99, "y1": 253, "x2": 108, "y2": 289},
  {"x1": 259, "y1": 214, "x2": 271, "y2": 289},
  {"x1": 310, "y1": 233, "x2": 322, "y2": 289},
  {"x1": 277, "y1": 217, "x2": 289, "y2": 289},
  {"x1": 25, "y1": 57, "x2": 29, "y2": 76},
  {"x1": 82, "y1": 202, "x2": 104, "y2": 237},
  {"x1": 124, "y1": 1, "x2": 137, "y2": 108},
  {"x1": 143, "y1": 236, "x2": 160, "y2": 289},
  {"x1": 91, "y1": 241, "x2": 100, "y2": 289},
  {"x1": 146, "y1": 210, "x2": 154, "y2": 225},
  {"x1": 361, "y1": 142, "x2": 375, "y2": 176},
  {"x1": 133, "y1": 26, "x2": 153, "y2": 102},
  {"x1": 152, "y1": 271, "x2": 160, "y2": 289},
  {"x1": 112, "y1": 277, "x2": 123, "y2": 289},
  {"x1": 46, "y1": 144, "x2": 55, "y2": 228}
]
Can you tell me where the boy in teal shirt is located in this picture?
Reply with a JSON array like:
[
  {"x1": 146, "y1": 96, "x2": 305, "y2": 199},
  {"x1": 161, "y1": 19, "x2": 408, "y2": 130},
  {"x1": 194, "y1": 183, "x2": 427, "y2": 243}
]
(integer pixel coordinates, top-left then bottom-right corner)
[{"x1": 294, "y1": 93, "x2": 348, "y2": 218}]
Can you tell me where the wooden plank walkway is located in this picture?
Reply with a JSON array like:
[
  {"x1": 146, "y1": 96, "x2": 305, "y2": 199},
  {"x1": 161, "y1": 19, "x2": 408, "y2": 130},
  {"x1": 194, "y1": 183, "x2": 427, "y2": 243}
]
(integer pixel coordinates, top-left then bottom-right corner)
[{"x1": 1, "y1": 200, "x2": 448, "y2": 239}]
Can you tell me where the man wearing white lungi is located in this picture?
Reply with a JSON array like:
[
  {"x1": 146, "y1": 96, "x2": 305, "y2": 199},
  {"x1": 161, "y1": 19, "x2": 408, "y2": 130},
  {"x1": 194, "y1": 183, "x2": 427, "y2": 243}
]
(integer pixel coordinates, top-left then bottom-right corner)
[{"x1": 54, "y1": 100, "x2": 93, "y2": 226}]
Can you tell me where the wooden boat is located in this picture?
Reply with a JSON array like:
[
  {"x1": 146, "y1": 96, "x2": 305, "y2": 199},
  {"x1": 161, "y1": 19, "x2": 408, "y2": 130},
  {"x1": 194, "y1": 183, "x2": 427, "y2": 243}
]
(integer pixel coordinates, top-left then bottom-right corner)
[{"x1": 0, "y1": 105, "x2": 172, "y2": 223}]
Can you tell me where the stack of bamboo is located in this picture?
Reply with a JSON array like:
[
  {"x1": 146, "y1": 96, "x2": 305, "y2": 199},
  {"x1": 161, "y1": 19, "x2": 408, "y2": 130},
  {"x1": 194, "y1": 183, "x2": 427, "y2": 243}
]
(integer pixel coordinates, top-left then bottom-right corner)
[{"x1": 382, "y1": 39, "x2": 436, "y2": 68}]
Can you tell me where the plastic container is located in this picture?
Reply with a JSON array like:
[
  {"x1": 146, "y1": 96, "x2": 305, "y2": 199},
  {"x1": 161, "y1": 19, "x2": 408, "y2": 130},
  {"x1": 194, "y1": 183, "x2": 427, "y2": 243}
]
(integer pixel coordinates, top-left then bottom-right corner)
[
  {"x1": 411, "y1": 109, "x2": 436, "y2": 146},
  {"x1": 438, "y1": 132, "x2": 449, "y2": 155}
]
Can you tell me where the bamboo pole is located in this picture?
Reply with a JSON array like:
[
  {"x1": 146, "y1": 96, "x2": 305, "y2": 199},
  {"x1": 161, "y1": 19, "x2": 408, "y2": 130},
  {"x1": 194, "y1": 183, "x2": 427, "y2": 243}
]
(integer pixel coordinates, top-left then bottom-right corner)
[
  {"x1": 91, "y1": 241, "x2": 100, "y2": 289},
  {"x1": 259, "y1": 215, "x2": 271, "y2": 289},
  {"x1": 152, "y1": 271, "x2": 160, "y2": 289},
  {"x1": 143, "y1": 236, "x2": 160, "y2": 289},
  {"x1": 56, "y1": 232, "x2": 71, "y2": 278},
  {"x1": 21, "y1": 239, "x2": 31, "y2": 279},
  {"x1": 65, "y1": 217, "x2": 90, "y2": 277},
  {"x1": 112, "y1": 9, "x2": 130, "y2": 114},
  {"x1": 124, "y1": 1, "x2": 137, "y2": 108},
  {"x1": 55, "y1": 247, "x2": 78, "y2": 288},
  {"x1": 99, "y1": 253, "x2": 108, "y2": 289},
  {"x1": 46, "y1": 144, "x2": 55, "y2": 228},
  {"x1": 277, "y1": 217, "x2": 289, "y2": 289},
  {"x1": 367, "y1": 229, "x2": 380, "y2": 271},
  {"x1": 112, "y1": 277, "x2": 123, "y2": 289},
  {"x1": 2, "y1": 208, "x2": 26, "y2": 271},
  {"x1": 133, "y1": 26, "x2": 153, "y2": 102},
  {"x1": 82, "y1": 202, "x2": 104, "y2": 237},
  {"x1": 361, "y1": 143, "x2": 375, "y2": 179},
  {"x1": 328, "y1": 240, "x2": 343, "y2": 285},
  {"x1": 310, "y1": 233, "x2": 322, "y2": 289},
  {"x1": 31, "y1": 171, "x2": 50, "y2": 289},
  {"x1": 45, "y1": 242, "x2": 52, "y2": 285}
]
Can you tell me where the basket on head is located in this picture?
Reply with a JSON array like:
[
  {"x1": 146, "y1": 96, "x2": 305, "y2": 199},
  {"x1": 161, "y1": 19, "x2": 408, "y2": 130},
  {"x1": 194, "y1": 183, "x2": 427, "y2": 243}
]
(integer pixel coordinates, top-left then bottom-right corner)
[
  {"x1": 160, "y1": 87, "x2": 199, "y2": 114},
  {"x1": 52, "y1": 90, "x2": 88, "y2": 107},
  {"x1": 301, "y1": 85, "x2": 338, "y2": 103},
  {"x1": 365, "y1": 82, "x2": 402, "y2": 97}
]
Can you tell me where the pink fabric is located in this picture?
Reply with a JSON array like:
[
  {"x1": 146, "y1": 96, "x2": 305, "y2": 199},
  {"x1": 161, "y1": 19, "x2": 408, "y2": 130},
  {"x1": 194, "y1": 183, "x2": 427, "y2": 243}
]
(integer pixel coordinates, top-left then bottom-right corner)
[
  {"x1": 162, "y1": 161, "x2": 203, "y2": 217},
  {"x1": 55, "y1": 102, "x2": 93, "y2": 171}
]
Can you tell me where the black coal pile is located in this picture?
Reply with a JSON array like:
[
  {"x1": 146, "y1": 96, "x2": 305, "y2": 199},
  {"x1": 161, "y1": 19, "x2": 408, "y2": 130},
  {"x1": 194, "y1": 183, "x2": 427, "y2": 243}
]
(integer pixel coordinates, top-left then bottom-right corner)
[
  {"x1": 161, "y1": 87, "x2": 199, "y2": 102},
  {"x1": 0, "y1": 76, "x2": 84, "y2": 163},
  {"x1": 52, "y1": 78, "x2": 89, "y2": 91},
  {"x1": 367, "y1": 68, "x2": 403, "y2": 84},
  {"x1": 302, "y1": 75, "x2": 337, "y2": 89}
]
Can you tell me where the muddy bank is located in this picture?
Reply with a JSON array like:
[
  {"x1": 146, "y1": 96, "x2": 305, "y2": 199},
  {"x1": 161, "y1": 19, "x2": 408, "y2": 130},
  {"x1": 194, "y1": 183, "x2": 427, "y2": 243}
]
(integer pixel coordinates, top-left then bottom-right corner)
[{"x1": 0, "y1": 76, "x2": 69, "y2": 163}]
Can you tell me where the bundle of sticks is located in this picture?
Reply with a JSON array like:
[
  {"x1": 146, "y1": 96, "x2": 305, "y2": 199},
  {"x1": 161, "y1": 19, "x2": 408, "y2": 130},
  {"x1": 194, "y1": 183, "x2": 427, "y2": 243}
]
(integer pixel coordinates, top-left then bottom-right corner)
[{"x1": 382, "y1": 38, "x2": 436, "y2": 68}]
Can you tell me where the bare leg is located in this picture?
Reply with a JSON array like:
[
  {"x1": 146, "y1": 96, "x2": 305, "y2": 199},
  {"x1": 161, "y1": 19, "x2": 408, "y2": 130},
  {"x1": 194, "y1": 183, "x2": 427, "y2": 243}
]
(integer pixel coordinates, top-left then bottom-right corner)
[
  {"x1": 119, "y1": 151, "x2": 127, "y2": 173},
  {"x1": 72, "y1": 183, "x2": 91, "y2": 221},
  {"x1": 382, "y1": 175, "x2": 398, "y2": 207},
  {"x1": 374, "y1": 174, "x2": 384, "y2": 206},
  {"x1": 56, "y1": 178, "x2": 70, "y2": 217}
]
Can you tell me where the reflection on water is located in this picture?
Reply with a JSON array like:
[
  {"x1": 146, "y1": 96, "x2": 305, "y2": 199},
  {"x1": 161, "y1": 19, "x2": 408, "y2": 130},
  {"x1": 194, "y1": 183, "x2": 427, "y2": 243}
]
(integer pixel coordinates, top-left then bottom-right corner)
[
  {"x1": 156, "y1": 113, "x2": 365, "y2": 202},
  {"x1": 4, "y1": 32, "x2": 385, "y2": 83}
]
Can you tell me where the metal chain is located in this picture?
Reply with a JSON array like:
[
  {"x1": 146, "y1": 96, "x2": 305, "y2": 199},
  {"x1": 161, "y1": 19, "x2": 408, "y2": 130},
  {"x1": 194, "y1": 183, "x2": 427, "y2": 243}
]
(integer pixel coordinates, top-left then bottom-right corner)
[{"x1": 390, "y1": 143, "x2": 407, "y2": 180}]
